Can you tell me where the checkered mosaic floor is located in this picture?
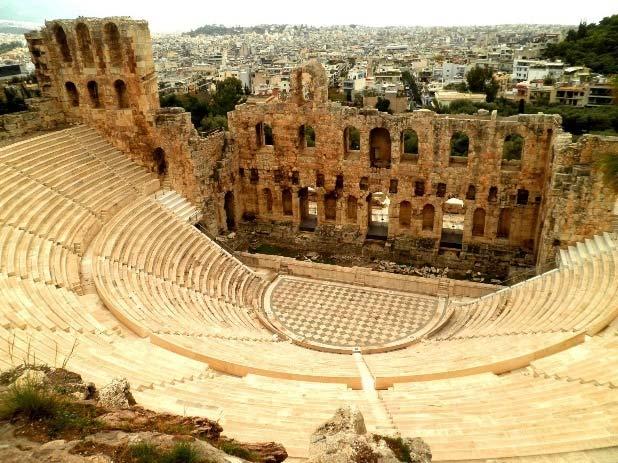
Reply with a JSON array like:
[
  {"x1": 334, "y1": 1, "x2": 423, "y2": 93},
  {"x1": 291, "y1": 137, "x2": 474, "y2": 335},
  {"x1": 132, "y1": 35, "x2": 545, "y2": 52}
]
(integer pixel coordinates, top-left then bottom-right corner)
[{"x1": 269, "y1": 276, "x2": 438, "y2": 349}]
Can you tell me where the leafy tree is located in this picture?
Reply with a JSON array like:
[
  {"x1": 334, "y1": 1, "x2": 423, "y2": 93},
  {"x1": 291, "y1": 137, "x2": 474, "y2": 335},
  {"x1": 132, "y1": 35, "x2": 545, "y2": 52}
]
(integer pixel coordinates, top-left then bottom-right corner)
[
  {"x1": 401, "y1": 70, "x2": 421, "y2": 104},
  {"x1": 466, "y1": 65, "x2": 498, "y2": 102},
  {"x1": 200, "y1": 114, "x2": 228, "y2": 131},
  {"x1": 543, "y1": 15, "x2": 618, "y2": 74}
]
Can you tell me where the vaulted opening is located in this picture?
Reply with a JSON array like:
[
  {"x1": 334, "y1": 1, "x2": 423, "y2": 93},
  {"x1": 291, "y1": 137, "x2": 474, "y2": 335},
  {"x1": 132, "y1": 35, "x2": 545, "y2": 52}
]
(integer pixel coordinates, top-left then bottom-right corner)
[
  {"x1": 347, "y1": 196, "x2": 358, "y2": 223},
  {"x1": 52, "y1": 24, "x2": 72, "y2": 63},
  {"x1": 472, "y1": 208, "x2": 486, "y2": 237},
  {"x1": 114, "y1": 79, "x2": 129, "y2": 109},
  {"x1": 422, "y1": 204, "x2": 435, "y2": 231},
  {"x1": 441, "y1": 197, "x2": 465, "y2": 249},
  {"x1": 87, "y1": 80, "x2": 101, "y2": 108},
  {"x1": 75, "y1": 22, "x2": 94, "y2": 67},
  {"x1": 64, "y1": 81, "x2": 79, "y2": 107},
  {"x1": 224, "y1": 191, "x2": 236, "y2": 231},
  {"x1": 399, "y1": 201, "x2": 411, "y2": 227},
  {"x1": 366, "y1": 192, "x2": 389, "y2": 240},
  {"x1": 401, "y1": 129, "x2": 419, "y2": 162},
  {"x1": 104, "y1": 22, "x2": 123, "y2": 67},
  {"x1": 497, "y1": 208, "x2": 512, "y2": 239},
  {"x1": 282, "y1": 188, "x2": 293, "y2": 216},
  {"x1": 152, "y1": 147, "x2": 167, "y2": 175},
  {"x1": 299, "y1": 187, "x2": 317, "y2": 230},
  {"x1": 369, "y1": 127, "x2": 391, "y2": 168}
]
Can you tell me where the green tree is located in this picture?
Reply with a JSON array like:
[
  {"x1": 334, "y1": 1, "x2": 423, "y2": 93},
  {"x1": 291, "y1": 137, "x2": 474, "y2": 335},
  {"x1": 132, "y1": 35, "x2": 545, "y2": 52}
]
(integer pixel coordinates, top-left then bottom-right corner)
[
  {"x1": 401, "y1": 70, "x2": 421, "y2": 104},
  {"x1": 466, "y1": 65, "x2": 498, "y2": 102}
]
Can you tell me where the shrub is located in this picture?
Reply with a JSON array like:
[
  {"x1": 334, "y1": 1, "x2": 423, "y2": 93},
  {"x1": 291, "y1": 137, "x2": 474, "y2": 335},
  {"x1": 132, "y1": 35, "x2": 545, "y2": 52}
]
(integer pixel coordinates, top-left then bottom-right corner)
[
  {"x1": 218, "y1": 440, "x2": 258, "y2": 460},
  {"x1": 0, "y1": 379, "x2": 59, "y2": 420},
  {"x1": 596, "y1": 152, "x2": 618, "y2": 191},
  {"x1": 127, "y1": 441, "x2": 202, "y2": 463}
]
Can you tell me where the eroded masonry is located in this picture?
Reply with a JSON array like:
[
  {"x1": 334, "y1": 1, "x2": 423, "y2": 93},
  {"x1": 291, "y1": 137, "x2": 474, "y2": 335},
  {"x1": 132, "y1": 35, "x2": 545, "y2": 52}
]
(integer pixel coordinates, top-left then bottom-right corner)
[{"x1": 20, "y1": 18, "x2": 618, "y2": 277}]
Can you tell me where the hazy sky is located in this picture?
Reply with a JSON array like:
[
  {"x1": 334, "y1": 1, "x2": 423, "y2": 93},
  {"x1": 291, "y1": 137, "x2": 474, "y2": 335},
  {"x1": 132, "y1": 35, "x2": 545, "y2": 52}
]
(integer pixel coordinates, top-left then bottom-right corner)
[{"x1": 2, "y1": 0, "x2": 616, "y2": 32}]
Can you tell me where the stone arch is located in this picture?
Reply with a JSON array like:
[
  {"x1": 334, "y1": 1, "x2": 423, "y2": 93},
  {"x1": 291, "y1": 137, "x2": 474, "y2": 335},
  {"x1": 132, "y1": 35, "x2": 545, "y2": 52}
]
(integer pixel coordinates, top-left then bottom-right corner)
[
  {"x1": 440, "y1": 197, "x2": 465, "y2": 249},
  {"x1": 517, "y1": 188, "x2": 529, "y2": 205},
  {"x1": 52, "y1": 24, "x2": 72, "y2": 62},
  {"x1": 263, "y1": 188, "x2": 273, "y2": 214},
  {"x1": 466, "y1": 184, "x2": 476, "y2": 200},
  {"x1": 347, "y1": 195, "x2": 357, "y2": 222},
  {"x1": 488, "y1": 186, "x2": 498, "y2": 202},
  {"x1": 369, "y1": 127, "x2": 391, "y2": 168},
  {"x1": 299, "y1": 124, "x2": 315, "y2": 148},
  {"x1": 87, "y1": 80, "x2": 101, "y2": 108},
  {"x1": 290, "y1": 60, "x2": 328, "y2": 104},
  {"x1": 399, "y1": 201, "x2": 411, "y2": 227},
  {"x1": 299, "y1": 187, "x2": 317, "y2": 230},
  {"x1": 497, "y1": 208, "x2": 511, "y2": 238},
  {"x1": 282, "y1": 188, "x2": 293, "y2": 216},
  {"x1": 152, "y1": 147, "x2": 167, "y2": 175},
  {"x1": 104, "y1": 22, "x2": 123, "y2": 67},
  {"x1": 344, "y1": 126, "x2": 360, "y2": 153},
  {"x1": 114, "y1": 79, "x2": 129, "y2": 108},
  {"x1": 64, "y1": 81, "x2": 79, "y2": 107},
  {"x1": 324, "y1": 191, "x2": 337, "y2": 221},
  {"x1": 75, "y1": 22, "x2": 94, "y2": 67},
  {"x1": 472, "y1": 208, "x2": 486, "y2": 237},
  {"x1": 450, "y1": 131, "x2": 469, "y2": 157},
  {"x1": 422, "y1": 204, "x2": 435, "y2": 231},
  {"x1": 401, "y1": 129, "x2": 419, "y2": 161},
  {"x1": 366, "y1": 192, "x2": 389, "y2": 239},
  {"x1": 224, "y1": 191, "x2": 236, "y2": 231},
  {"x1": 503, "y1": 134, "x2": 524, "y2": 161}
]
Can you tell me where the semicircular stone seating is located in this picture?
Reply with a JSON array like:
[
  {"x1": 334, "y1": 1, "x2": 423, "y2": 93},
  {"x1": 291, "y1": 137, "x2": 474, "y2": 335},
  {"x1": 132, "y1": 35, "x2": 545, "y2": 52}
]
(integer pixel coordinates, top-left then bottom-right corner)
[{"x1": 1, "y1": 125, "x2": 617, "y2": 461}]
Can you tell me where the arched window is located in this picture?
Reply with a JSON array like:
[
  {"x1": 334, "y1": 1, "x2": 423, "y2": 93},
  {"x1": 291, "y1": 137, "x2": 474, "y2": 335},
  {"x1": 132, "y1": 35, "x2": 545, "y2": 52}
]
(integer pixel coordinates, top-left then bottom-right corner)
[
  {"x1": 75, "y1": 23, "x2": 94, "y2": 67},
  {"x1": 369, "y1": 127, "x2": 391, "y2": 168},
  {"x1": 152, "y1": 148, "x2": 167, "y2": 175},
  {"x1": 344, "y1": 126, "x2": 360, "y2": 153},
  {"x1": 87, "y1": 81, "x2": 101, "y2": 108},
  {"x1": 324, "y1": 192, "x2": 337, "y2": 221},
  {"x1": 263, "y1": 188, "x2": 273, "y2": 214},
  {"x1": 64, "y1": 81, "x2": 79, "y2": 107},
  {"x1": 466, "y1": 184, "x2": 476, "y2": 200},
  {"x1": 517, "y1": 188, "x2": 529, "y2": 205},
  {"x1": 104, "y1": 22, "x2": 122, "y2": 67},
  {"x1": 224, "y1": 191, "x2": 235, "y2": 231},
  {"x1": 347, "y1": 196, "x2": 357, "y2": 222},
  {"x1": 472, "y1": 208, "x2": 486, "y2": 236},
  {"x1": 282, "y1": 188, "x2": 293, "y2": 216},
  {"x1": 450, "y1": 131, "x2": 469, "y2": 157},
  {"x1": 114, "y1": 79, "x2": 129, "y2": 108},
  {"x1": 264, "y1": 124, "x2": 273, "y2": 145},
  {"x1": 299, "y1": 125, "x2": 315, "y2": 148},
  {"x1": 488, "y1": 186, "x2": 498, "y2": 202},
  {"x1": 401, "y1": 129, "x2": 419, "y2": 161},
  {"x1": 399, "y1": 201, "x2": 411, "y2": 227},
  {"x1": 503, "y1": 134, "x2": 524, "y2": 161},
  {"x1": 52, "y1": 24, "x2": 71, "y2": 62},
  {"x1": 497, "y1": 208, "x2": 511, "y2": 238},
  {"x1": 422, "y1": 204, "x2": 435, "y2": 231}
]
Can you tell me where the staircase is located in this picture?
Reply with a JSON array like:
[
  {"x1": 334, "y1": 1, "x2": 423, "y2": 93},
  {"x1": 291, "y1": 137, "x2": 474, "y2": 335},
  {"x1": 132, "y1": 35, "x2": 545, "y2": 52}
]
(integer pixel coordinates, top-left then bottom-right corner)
[
  {"x1": 154, "y1": 190, "x2": 202, "y2": 223},
  {"x1": 558, "y1": 232, "x2": 616, "y2": 268}
]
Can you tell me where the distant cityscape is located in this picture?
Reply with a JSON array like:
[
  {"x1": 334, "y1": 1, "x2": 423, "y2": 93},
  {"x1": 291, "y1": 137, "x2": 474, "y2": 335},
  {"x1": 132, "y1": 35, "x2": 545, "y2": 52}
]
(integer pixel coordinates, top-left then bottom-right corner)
[{"x1": 0, "y1": 20, "x2": 615, "y2": 111}]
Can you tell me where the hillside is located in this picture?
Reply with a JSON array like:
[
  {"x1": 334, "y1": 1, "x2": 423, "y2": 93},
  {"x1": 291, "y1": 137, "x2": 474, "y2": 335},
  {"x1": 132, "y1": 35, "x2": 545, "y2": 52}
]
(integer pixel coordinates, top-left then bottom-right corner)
[{"x1": 543, "y1": 14, "x2": 618, "y2": 74}]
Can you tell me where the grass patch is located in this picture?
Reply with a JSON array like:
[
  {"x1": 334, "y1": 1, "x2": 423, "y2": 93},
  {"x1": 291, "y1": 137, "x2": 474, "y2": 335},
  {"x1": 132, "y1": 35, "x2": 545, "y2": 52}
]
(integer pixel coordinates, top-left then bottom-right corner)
[
  {"x1": 218, "y1": 440, "x2": 258, "y2": 461},
  {"x1": 0, "y1": 379, "x2": 101, "y2": 438},
  {"x1": 126, "y1": 441, "x2": 204, "y2": 463}
]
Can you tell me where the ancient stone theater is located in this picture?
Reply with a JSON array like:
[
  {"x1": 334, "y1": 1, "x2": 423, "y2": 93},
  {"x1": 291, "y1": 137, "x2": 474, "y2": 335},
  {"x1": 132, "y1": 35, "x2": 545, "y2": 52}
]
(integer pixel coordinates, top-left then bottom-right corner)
[{"x1": 0, "y1": 16, "x2": 617, "y2": 461}]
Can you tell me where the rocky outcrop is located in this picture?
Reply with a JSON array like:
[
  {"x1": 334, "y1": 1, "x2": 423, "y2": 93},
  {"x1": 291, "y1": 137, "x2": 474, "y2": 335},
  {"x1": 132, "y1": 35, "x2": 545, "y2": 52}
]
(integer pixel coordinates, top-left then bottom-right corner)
[
  {"x1": 308, "y1": 406, "x2": 431, "y2": 463},
  {"x1": 97, "y1": 378, "x2": 136, "y2": 409}
]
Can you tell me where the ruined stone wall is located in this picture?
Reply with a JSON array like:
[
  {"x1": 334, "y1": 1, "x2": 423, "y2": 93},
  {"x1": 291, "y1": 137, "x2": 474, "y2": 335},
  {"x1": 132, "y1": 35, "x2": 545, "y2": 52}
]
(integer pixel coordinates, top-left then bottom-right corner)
[
  {"x1": 0, "y1": 97, "x2": 66, "y2": 143},
  {"x1": 24, "y1": 17, "x2": 209, "y2": 204},
  {"x1": 537, "y1": 134, "x2": 618, "y2": 264},
  {"x1": 225, "y1": 77, "x2": 558, "y2": 271}
]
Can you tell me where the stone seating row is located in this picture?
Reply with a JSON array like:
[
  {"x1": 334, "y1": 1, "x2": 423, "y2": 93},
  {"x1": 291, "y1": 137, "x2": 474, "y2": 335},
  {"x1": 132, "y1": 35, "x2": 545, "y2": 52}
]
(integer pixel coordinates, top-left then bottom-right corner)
[
  {"x1": 381, "y1": 371, "x2": 618, "y2": 461},
  {"x1": 134, "y1": 373, "x2": 376, "y2": 459},
  {"x1": 0, "y1": 324, "x2": 207, "y2": 392},
  {"x1": 0, "y1": 273, "x2": 113, "y2": 334},
  {"x1": 434, "y1": 237, "x2": 617, "y2": 339},
  {"x1": 92, "y1": 195, "x2": 268, "y2": 311},
  {"x1": 0, "y1": 225, "x2": 82, "y2": 292},
  {"x1": 93, "y1": 260, "x2": 269, "y2": 339}
]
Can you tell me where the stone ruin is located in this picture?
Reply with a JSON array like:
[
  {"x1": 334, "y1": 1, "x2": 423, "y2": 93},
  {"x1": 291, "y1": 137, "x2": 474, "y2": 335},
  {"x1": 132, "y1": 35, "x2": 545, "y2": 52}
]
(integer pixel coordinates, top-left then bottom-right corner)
[{"x1": 17, "y1": 16, "x2": 618, "y2": 277}]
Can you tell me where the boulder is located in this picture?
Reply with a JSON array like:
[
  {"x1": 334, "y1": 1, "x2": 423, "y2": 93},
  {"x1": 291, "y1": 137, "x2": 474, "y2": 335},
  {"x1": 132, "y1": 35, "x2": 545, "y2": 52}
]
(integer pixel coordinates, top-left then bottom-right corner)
[
  {"x1": 98, "y1": 378, "x2": 135, "y2": 409},
  {"x1": 231, "y1": 440, "x2": 288, "y2": 463},
  {"x1": 308, "y1": 406, "x2": 431, "y2": 463}
]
